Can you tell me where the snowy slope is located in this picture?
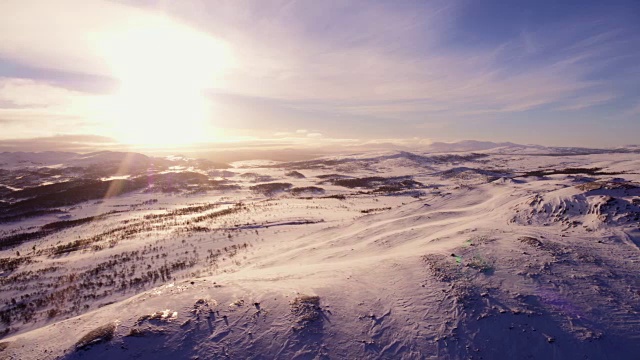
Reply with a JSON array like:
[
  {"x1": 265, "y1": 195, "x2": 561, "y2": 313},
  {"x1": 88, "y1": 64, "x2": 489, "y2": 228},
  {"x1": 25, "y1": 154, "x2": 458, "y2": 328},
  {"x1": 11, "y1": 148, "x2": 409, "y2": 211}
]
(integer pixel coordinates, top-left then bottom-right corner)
[{"x1": 0, "y1": 149, "x2": 639, "y2": 359}]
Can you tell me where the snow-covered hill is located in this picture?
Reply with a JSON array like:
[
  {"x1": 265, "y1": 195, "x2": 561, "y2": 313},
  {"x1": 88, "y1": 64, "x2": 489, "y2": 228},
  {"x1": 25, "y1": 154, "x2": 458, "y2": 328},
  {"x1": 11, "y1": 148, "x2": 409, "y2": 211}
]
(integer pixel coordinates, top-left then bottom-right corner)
[
  {"x1": 426, "y1": 140, "x2": 521, "y2": 152},
  {"x1": 0, "y1": 148, "x2": 639, "y2": 359}
]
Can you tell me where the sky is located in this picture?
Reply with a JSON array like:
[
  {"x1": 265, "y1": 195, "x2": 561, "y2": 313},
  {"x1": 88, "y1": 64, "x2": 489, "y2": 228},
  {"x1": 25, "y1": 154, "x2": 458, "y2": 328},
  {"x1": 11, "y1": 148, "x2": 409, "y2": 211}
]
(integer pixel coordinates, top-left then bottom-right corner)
[{"x1": 0, "y1": 0, "x2": 639, "y2": 153}]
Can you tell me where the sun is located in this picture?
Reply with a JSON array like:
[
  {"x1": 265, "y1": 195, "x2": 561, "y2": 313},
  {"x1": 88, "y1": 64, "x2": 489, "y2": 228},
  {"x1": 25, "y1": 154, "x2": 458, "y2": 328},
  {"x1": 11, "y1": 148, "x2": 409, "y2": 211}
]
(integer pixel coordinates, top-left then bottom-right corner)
[
  {"x1": 95, "y1": 15, "x2": 232, "y2": 146},
  {"x1": 106, "y1": 83, "x2": 212, "y2": 146}
]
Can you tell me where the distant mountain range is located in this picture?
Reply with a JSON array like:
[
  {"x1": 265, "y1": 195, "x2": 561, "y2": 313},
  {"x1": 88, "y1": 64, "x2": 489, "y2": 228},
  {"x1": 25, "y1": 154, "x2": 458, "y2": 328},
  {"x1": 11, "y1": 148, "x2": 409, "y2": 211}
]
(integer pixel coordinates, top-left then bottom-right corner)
[
  {"x1": 0, "y1": 140, "x2": 638, "y2": 169},
  {"x1": 0, "y1": 151, "x2": 227, "y2": 170},
  {"x1": 422, "y1": 140, "x2": 640, "y2": 155}
]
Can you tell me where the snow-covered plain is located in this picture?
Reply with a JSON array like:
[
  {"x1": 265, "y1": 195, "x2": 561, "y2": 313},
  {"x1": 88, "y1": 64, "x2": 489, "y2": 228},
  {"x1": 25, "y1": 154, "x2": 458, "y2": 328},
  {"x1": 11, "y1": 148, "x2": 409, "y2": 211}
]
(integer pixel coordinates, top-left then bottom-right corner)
[{"x1": 0, "y1": 144, "x2": 639, "y2": 359}]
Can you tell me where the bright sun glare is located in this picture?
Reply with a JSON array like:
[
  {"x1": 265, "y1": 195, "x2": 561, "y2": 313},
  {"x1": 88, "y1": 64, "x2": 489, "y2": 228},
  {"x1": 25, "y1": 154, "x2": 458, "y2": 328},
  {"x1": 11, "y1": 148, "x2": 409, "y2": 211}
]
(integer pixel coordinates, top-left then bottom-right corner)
[{"x1": 96, "y1": 16, "x2": 232, "y2": 146}]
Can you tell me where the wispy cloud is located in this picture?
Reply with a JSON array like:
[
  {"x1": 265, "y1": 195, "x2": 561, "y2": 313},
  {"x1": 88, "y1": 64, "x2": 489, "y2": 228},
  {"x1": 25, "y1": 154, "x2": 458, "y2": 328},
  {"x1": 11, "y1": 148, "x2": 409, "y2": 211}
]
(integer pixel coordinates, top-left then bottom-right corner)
[
  {"x1": 0, "y1": 77, "x2": 108, "y2": 137},
  {"x1": 0, "y1": 134, "x2": 119, "y2": 152},
  {"x1": 556, "y1": 93, "x2": 618, "y2": 111},
  {"x1": 0, "y1": 0, "x2": 638, "y2": 146},
  {"x1": 179, "y1": 0, "x2": 628, "y2": 121},
  {"x1": 621, "y1": 102, "x2": 640, "y2": 118}
]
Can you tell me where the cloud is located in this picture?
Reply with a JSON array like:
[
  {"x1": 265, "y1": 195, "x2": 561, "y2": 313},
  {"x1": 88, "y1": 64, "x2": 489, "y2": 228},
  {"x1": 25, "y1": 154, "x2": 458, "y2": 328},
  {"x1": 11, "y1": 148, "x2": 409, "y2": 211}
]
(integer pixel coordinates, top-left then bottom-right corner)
[
  {"x1": 0, "y1": 0, "x2": 128, "y2": 76},
  {"x1": 44, "y1": 134, "x2": 116, "y2": 143},
  {"x1": 556, "y1": 93, "x2": 617, "y2": 111},
  {"x1": 0, "y1": 77, "x2": 92, "y2": 108},
  {"x1": 0, "y1": 0, "x2": 638, "y2": 143},
  {"x1": 271, "y1": 129, "x2": 322, "y2": 139},
  {"x1": 0, "y1": 134, "x2": 119, "y2": 152},
  {"x1": 273, "y1": 131, "x2": 292, "y2": 137},
  {"x1": 176, "y1": 0, "x2": 629, "y2": 122},
  {"x1": 0, "y1": 77, "x2": 109, "y2": 138},
  {"x1": 0, "y1": 0, "x2": 232, "y2": 94},
  {"x1": 1, "y1": 0, "x2": 615, "y2": 115},
  {"x1": 621, "y1": 102, "x2": 640, "y2": 118}
]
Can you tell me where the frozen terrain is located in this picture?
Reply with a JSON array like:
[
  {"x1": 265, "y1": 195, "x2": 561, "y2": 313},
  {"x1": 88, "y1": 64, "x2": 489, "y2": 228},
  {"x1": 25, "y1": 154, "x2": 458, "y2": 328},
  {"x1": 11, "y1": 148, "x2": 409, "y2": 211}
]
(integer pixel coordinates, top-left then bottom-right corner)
[{"x1": 0, "y1": 143, "x2": 639, "y2": 359}]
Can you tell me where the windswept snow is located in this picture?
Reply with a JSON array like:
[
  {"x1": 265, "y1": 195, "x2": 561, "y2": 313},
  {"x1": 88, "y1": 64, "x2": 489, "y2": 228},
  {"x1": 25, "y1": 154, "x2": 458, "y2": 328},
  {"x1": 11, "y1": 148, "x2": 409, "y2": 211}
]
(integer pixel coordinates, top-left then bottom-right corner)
[{"x1": 0, "y1": 147, "x2": 639, "y2": 359}]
